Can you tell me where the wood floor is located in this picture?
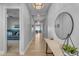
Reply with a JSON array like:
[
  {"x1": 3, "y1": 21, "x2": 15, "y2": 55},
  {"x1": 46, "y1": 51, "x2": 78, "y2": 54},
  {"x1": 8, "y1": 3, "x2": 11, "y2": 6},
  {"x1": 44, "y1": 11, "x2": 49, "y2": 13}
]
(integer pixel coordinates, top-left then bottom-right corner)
[
  {"x1": 4, "y1": 43, "x2": 19, "y2": 56},
  {"x1": 3, "y1": 33, "x2": 52, "y2": 56},
  {"x1": 25, "y1": 33, "x2": 53, "y2": 56},
  {"x1": 25, "y1": 33, "x2": 46, "y2": 56}
]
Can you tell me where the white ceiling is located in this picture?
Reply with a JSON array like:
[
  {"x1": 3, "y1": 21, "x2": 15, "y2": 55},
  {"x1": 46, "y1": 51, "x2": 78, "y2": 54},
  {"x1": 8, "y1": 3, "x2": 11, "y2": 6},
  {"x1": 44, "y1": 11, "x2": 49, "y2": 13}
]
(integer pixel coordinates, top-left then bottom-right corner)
[
  {"x1": 27, "y1": 3, "x2": 51, "y2": 22},
  {"x1": 7, "y1": 3, "x2": 51, "y2": 22},
  {"x1": 27, "y1": 3, "x2": 51, "y2": 16}
]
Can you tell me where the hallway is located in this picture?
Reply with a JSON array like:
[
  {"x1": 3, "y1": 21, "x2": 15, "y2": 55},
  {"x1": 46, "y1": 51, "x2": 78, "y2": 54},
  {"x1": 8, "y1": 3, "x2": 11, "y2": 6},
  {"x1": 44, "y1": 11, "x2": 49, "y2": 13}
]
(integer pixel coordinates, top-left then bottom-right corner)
[
  {"x1": 4, "y1": 33, "x2": 52, "y2": 56},
  {"x1": 0, "y1": 3, "x2": 79, "y2": 56},
  {"x1": 25, "y1": 33, "x2": 52, "y2": 56},
  {"x1": 25, "y1": 33, "x2": 46, "y2": 56}
]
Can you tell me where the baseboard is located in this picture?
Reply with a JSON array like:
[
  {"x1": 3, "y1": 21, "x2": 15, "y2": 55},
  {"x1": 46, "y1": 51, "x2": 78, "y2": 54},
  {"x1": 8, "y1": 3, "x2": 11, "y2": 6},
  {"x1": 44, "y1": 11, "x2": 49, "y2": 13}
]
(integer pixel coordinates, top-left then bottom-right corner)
[
  {"x1": 0, "y1": 51, "x2": 6, "y2": 56},
  {"x1": 24, "y1": 39, "x2": 33, "y2": 54},
  {"x1": 19, "y1": 51, "x2": 25, "y2": 55}
]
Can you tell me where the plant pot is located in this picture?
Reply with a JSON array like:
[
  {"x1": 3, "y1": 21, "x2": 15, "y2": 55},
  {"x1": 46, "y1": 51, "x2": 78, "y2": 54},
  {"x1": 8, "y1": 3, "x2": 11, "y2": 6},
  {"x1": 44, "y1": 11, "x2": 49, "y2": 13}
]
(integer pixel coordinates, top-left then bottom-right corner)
[{"x1": 63, "y1": 50, "x2": 77, "y2": 56}]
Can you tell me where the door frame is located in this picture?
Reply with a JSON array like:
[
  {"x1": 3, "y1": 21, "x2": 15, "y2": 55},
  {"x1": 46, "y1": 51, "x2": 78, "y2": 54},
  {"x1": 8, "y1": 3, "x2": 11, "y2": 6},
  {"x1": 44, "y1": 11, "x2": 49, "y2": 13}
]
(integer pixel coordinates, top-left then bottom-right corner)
[{"x1": 3, "y1": 6, "x2": 21, "y2": 54}]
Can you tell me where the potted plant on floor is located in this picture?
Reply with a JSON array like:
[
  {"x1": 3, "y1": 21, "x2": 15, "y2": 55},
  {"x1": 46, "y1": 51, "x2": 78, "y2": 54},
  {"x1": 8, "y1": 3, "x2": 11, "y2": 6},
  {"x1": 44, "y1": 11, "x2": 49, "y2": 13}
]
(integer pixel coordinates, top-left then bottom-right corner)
[{"x1": 63, "y1": 44, "x2": 78, "y2": 56}]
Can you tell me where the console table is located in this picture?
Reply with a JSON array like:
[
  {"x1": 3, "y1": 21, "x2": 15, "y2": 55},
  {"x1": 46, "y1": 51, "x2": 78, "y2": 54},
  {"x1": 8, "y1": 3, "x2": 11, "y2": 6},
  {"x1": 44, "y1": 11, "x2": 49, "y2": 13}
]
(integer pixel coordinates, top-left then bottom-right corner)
[{"x1": 44, "y1": 39, "x2": 64, "y2": 56}]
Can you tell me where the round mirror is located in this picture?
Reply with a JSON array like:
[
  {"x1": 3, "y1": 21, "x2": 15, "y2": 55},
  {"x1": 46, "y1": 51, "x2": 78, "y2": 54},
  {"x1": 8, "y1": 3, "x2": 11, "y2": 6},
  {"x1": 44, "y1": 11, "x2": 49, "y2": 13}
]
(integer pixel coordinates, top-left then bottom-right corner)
[{"x1": 55, "y1": 12, "x2": 74, "y2": 40}]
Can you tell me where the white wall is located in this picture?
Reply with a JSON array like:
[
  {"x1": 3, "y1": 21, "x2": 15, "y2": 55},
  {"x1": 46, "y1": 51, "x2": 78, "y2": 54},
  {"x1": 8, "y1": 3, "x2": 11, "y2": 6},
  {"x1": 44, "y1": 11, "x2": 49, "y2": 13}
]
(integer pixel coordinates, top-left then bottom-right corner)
[
  {"x1": 0, "y1": 5, "x2": 5, "y2": 53},
  {"x1": 20, "y1": 4, "x2": 31, "y2": 54},
  {"x1": 43, "y1": 19, "x2": 48, "y2": 38},
  {"x1": 31, "y1": 17, "x2": 35, "y2": 39},
  {"x1": 47, "y1": 3, "x2": 79, "y2": 49},
  {"x1": 0, "y1": 3, "x2": 31, "y2": 55}
]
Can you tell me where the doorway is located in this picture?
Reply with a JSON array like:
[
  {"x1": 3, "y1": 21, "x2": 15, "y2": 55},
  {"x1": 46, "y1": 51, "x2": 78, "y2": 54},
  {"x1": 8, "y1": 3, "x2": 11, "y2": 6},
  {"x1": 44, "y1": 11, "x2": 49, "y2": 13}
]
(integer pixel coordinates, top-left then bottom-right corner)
[{"x1": 6, "y1": 8, "x2": 20, "y2": 55}]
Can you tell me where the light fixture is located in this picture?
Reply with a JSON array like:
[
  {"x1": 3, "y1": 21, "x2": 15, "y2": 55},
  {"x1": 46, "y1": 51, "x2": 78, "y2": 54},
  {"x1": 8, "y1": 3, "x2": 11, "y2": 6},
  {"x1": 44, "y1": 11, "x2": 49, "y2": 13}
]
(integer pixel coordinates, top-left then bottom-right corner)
[{"x1": 32, "y1": 3, "x2": 45, "y2": 9}]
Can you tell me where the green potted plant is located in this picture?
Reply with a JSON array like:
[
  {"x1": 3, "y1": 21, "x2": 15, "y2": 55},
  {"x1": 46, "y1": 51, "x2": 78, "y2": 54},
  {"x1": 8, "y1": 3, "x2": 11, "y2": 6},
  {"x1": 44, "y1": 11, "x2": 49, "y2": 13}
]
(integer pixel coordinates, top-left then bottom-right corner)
[{"x1": 63, "y1": 44, "x2": 77, "y2": 56}]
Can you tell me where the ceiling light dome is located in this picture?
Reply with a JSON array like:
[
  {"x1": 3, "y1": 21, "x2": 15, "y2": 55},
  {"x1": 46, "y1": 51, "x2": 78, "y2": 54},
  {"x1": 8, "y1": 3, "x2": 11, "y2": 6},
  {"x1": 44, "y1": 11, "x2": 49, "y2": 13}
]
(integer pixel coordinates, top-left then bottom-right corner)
[{"x1": 32, "y1": 3, "x2": 45, "y2": 9}]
